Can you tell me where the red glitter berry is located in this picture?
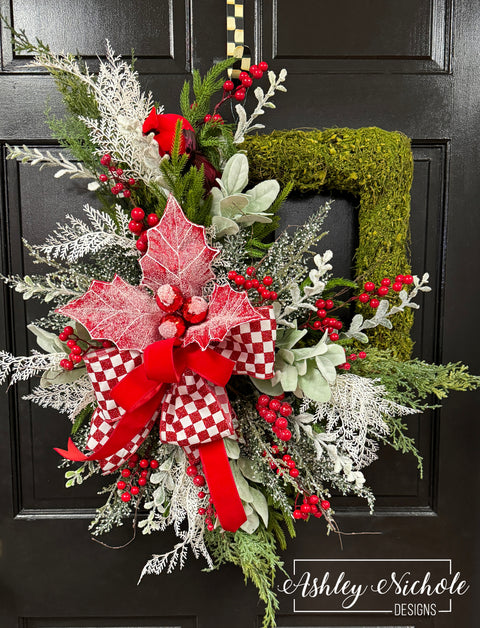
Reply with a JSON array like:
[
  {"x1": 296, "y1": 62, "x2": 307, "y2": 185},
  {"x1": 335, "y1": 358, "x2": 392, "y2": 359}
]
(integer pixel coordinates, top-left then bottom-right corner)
[
  {"x1": 268, "y1": 398, "x2": 281, "y2": 412},
  {"x1": 156, "y1": 284, "x2": 184, "y2": 313},
  {"x1": 257, "y1": 394, "x2": 270, "y2": 407},
  {"x1": 158, "y1": 314, "x2": 186, "y2": 339},
  {"x1": 182, "y1": 296, "x2": 209, "y2": 324}
]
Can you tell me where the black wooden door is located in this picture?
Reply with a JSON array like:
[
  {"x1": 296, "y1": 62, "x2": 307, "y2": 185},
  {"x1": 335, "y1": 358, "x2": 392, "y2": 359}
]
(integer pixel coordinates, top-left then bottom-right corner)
[{"x1": 1, "y1": 1, "x2": 479, "y2": 627}]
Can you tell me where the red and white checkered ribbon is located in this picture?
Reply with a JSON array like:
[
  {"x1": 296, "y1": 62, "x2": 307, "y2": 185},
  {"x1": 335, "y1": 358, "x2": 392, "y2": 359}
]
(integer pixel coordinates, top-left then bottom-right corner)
[{"x1": 82, "y1": 307, "x2": 276, "y2": 472}]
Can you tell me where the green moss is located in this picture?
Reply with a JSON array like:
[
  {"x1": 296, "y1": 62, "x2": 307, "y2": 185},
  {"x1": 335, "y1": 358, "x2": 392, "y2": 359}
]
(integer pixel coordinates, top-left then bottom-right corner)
[{"x1": 243, "y1": 128, "x2": 414, "y2": 359}]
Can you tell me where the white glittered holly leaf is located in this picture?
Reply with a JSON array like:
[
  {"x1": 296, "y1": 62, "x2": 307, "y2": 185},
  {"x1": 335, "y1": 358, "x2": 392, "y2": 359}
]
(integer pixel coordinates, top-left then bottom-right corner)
[
  {"x1": 57, "y1": 274, "x2": 163, "y2": 351},
  {"x1": 140, "y1": 195, "x2": 219, "y2": 297},
  {"x1": 183, "y1": 284, "x2": 261, "y2": 349}
]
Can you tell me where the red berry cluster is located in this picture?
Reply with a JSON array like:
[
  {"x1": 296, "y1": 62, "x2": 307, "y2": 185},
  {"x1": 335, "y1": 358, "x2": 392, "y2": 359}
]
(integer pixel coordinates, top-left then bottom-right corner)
[
  {"x1": 358, "y1": 274, "x2": 414, "y2": 308},
  {"x1": 58, "y1": 326, "x2": 112, "y2": 371},
  {"x1": 311, "y1": 298, "x2": 343, "y2": 340},
  {"x1": 198, "y1": 495, "x2": 216, "y2": 531},
  {"x1": 227, "y1": 268, "x2": 278, "y2": 302},
  {"x1": 338, "y1": 350, "x2": 367, "y2": 371},
  {"x1": 203, "y1": 61, "x2": 269, "y2": 121},
  {"x1": 263, "y1": 446, "x2": 300, "y2": 479},
  {"x1": 155, "y1": 284, "x2": 209, "y2": 340},
  {"x1": 292, "y1": 495, "x2": 331, "y2": 521},
  {"x1": 257, "y1": 394, "x2": 293, "y2": 442},
  {"x1": 127, "y1": 206, "x2": 160, "y2": 253},
  {"x1": 99, "y1": 154, "x2": 136, "y2": 198},
  {"x1": 117, "y1": 454, "x2": 159, "y2": 502}
]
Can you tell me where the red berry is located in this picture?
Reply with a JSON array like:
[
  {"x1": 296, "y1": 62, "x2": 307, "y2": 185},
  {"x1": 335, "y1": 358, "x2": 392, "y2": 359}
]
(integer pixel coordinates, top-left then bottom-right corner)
[
  {"x1": 129, "y1": 220, "x2": 143, "y2": 234},
  {"x1": 392, "y1": 282, "x2": 403, "y2": 292},
  {"x1": 317, "y1": 309, "x2": 327, "y2": 319},
  {"x1": 312, "y1": 320, "x2": 322, "y2": 330},
  {"x1": 275, "y1": 417, "x2": 288, "y2": 430},
  {"x1": 71, "y1": 354, "x2": 82, "y2": 364},
  {"x1": 117, "y1": 480, "x2": 126, "y2": 490},
  {"x1": 121, "y1": 468, "x2": 131, "y2": 478},
  {"x1": 269, "y1": 398, "x2": 281, "y2": 411},
  {"x1": 61, "y1": 359, "x2": 74, "y2": 371},
  {"x1": 257, "y1": 394, "x2": 270, "y2": 407},
  {"x1": 150, "y1": 459, "x2": 159, "y2": 469},
  {"x1": 258, "y1": 407, "x2": 269, "y2": 419},
  {"x1": 264, "y1": 410, "x2": 277, "y2": 423},
  {"x1": 223, "y1": 80, "x2": 234, "y2": 91},
  {"x1": 140, "y1": 470, "x2": 148, "y2": 478},
  {"x1": 282, "y1": 454, "x2": 291, "y2": 462},
  {"x1": 66, "y1": 339, "x2": 76, "y2": 348},
  {"x1": 403, "y1": 274, "x2": 414, "y2": 284},
  {"x1": 262, "y1": 276, "x2": 273, "y2": 286},
  {"x1": 198, "y1": 507, "x2": 206, "y2": 515},
  {"x1": 129, "y1": 486, "x2": 139, "y2": 496},
  {"x1": 207, "y1": 523, "x2": 214, "y2": 531},
  {"x1": 238, "y1": 72, "x2": 249, "y2": 82},
  {"x1": 246, "y1": 266, "x2": 255, "y2": 276},
  {"x1": 377, "y1": 286, "x2": 389, "y2": 296},
  {"x1": 99, "y1": 173, "x2": 108, "y2": 183},
  {"x1": 330, "y1": 333, "x2": 339, "y2": 341},
  {"x1": 108, "y1": 165, "x2": 117, "y2": 173},
  {"x1": 308, "y1": 495, "x2": 319, "y2": 505},
  {"x1": 182, "y1": 296, "x2": 209, "y2": 324},
  {"x1": 131, "y1": 207, "x2": 145, "y2": 221},
  {"x1": 279, "y1": 429, "x2": 292, "y2": 441},
  {"x1": 301, "y1": 503, "x2": 311, "y2": 514},
  {"x1": 234, "y1": 89, "x2": 246, "y2": 101},
  {"x1": 364, "y1": 282, "x2": 375, "y2": 292},
  {"x1": 342, "y1": 362, "x2": 351, "y2": 370},
  {"x1": 251, "y1": 68, "x2": 263, "y2": 79},
  {"x1": 293, "y1": 509, "x2": 303, "y2": 520},
  {"x1": 156, "y1": 284, "x2": 184, "y2": 313},
  {"x1": 58, "y1": 332, "x2": 68, "y2": 342},
  {"x1": 269, "y1": 291, "x2": 278, "y2": 301},
  {"x1": 128, "y1": 178, "x2": 136, "y2": 186},
  {"x1": 63, "y1": 326, "x2": 74, "y2": 336},
  {"x1": 227, "y1": 270, "x2": 237, "y2": 280},
  {"x1": 138, "y1": 477, "x2": 147, "y2": 487},
  {"x1": 102, "y1": 340, "x2": 112, "y2": 348},
  {"x1": 139, "y1": 459, "x2": 149, "y2": 469},
  {"x1": 193, "y1": 475, "x2": 206, "y2": 487},
  {"x1": 252, "y1": 278, "x2": 260, "y2": 288},
  {"x1": 325, "y1": 299, "x2": 334, "y2": 309},
  {"x1": 381, "y1": 277, "x2": 391, "y2": 286},
  {"x1": 186, "y1": 465, "x2": 197, "y2": 477},
  {"x1": 204, "y1": 114, "x2": 212, "y2": 123},
  {"x1": 121, "y1": 492, "x2": 131, "y2": 502},
  {"x1": 289, "y1": 468, "x2": 299, "y2": 478},
  {"x1": 258, "y1": 61, "x2": 269, "y2": 72},
  {"x1": 245, "y1": 280, "x2": 253, "y2": 290},
  {"x1": 395, "y1": 275, "x2": 405, "y2": 283},
  {"x1": 122, "y1": 190, "x2": 131, "y2": 198},
  {"x1": 315, "y1": 299, "x2": 326, "y2": 309},
  {"x1": 212, "y1": 113, "x2": 223, "y2": 123},
  {"x1": 369, "y1": 298, "x2": 380, "y2": 308},
  {"x1": 100, "y1": 154, "x2": 111, "y2": 166},
  {"x1": 359, "y1": 351, "x2": 367, "y2": 359},
  {"x1": 234, "y1": 275, "x2": 245, "y2": 285},
  {"x1": 348, "y1": 353, "x2": 357, "y2": 361},
  {"x1": 358, "y1": 293, "x2": 370, "y2": 304},
  {"x1": 198, "y1": 491, "x2": 205, "y2": 499},
  {"x1": 321, "y1": 500, "x2": 331, "y2": 510},
  {"x1": 279, "y1": 403, "x2": 292, "y2": 417},
  {"x1": 286, "y1": 460, "x2": 296, "y2": 469},
  {"x1": 241, "y1": 75, "x2": 253, "y2": 87},
  {"x1": 71, "y1": 345, "x2": 82, "y2": 355},
  {"x1": 333, "y1": 320, "x2": 343, "y2": 330},
  {"x1": 147, "y1": 213, "x2": 159, "y2": 227}
]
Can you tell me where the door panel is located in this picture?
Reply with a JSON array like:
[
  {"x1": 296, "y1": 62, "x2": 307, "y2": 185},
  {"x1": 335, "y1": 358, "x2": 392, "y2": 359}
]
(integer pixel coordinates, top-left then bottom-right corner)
[{"x1": 1, "y1": 1, "x2": 478, "y2": 627}]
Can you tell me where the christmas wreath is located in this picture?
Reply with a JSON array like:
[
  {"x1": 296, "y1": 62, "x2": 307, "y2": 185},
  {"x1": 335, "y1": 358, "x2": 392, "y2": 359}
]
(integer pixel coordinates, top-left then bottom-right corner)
[{"x1": 1, "y1": 28, "x2": 479, "y2": 627}]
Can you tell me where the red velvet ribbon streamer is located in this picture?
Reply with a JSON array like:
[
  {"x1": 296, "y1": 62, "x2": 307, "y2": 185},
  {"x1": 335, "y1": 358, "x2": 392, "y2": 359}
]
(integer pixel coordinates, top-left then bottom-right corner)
[{"x1": 55, "y1": 338, "x2": 247, "y2": 532}]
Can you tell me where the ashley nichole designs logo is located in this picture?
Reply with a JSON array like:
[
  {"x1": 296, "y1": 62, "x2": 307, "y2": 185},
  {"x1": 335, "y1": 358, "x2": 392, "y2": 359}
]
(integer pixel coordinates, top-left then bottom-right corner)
[{"x1": 278, "y1": 559, "x2": 469, "y2": 617}]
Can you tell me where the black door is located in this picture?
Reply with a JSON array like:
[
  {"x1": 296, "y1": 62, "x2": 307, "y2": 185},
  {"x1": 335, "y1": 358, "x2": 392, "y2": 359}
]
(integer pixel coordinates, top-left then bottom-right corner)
[{"x1": 1, "y1": 1, "x2": 479, "y2": 627}]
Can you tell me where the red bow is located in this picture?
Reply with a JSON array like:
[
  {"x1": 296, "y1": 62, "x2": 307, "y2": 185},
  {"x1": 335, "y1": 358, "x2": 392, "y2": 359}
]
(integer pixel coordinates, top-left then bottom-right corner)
[{"x1": 56, "y1": 338, "x2": 247, "y2": 531}]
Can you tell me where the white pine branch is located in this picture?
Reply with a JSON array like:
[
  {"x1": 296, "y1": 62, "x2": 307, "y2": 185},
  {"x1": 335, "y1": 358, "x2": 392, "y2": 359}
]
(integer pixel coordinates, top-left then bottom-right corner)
[
  {"x1": 23, "y1": 373, "x2": 94, "y2": 420},
  {"x1": 31, "y1": 203, "x2": 137, "y2": 262},
  {"x1": 0, "y1": 350, "x2": 63, "y2": 386}
]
